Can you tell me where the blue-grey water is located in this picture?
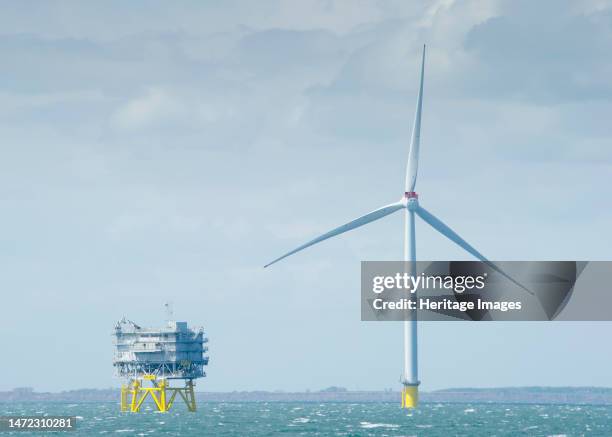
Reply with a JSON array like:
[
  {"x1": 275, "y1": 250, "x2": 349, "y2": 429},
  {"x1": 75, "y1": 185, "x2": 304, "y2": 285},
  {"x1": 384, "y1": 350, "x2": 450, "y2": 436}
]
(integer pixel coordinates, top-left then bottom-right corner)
[{"x1": 1, "y1": 402, "x2": 611, "y2": 436}]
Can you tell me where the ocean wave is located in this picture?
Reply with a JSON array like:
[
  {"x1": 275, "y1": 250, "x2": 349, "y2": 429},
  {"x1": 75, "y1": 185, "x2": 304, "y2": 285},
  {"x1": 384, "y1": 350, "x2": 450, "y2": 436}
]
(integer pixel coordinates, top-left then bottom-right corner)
[{"x1": 360, "y1": 421, "x2": 399, "y2": 429}]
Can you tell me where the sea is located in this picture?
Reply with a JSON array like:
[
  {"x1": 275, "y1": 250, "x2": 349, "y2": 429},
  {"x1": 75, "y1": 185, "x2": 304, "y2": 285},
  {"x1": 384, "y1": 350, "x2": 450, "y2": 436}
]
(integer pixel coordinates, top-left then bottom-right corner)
[{"x1": 1, "y1": 402, "x2": 610, "y2": 436}]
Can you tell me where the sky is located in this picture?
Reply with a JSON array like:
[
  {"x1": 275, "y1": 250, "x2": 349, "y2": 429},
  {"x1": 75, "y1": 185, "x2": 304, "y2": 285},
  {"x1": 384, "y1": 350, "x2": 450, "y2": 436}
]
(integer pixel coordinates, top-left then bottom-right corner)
[{"x1": 1, "y1": 0, "x2": 611, "y2": 392}]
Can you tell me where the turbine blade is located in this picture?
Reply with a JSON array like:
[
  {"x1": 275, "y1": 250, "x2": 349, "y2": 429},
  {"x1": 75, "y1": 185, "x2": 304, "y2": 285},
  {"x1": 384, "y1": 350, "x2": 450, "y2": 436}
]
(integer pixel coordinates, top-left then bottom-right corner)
[
  {"x1": 415, "y1": 205, "x2": 534, "y2": 296},
  {"x1": 265, "y1": 202, "x2": 405, "y2": 268},
  {"x1": 405, "y1": 44, "x2": 426, "y2": 192}
]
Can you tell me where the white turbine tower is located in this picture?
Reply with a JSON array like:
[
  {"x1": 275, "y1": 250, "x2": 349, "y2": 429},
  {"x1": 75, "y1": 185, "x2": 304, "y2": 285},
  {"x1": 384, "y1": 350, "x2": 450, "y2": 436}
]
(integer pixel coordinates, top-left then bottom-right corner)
[{"x1": 265, "y1": 45, "x2": 528, "y2": 408}]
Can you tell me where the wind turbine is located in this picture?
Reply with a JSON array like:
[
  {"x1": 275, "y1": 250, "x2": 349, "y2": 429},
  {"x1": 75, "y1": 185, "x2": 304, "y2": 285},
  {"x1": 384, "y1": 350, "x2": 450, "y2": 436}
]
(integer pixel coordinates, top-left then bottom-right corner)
[{"x1": 265, "y1": 45, "x2": 527, "y2": 408}]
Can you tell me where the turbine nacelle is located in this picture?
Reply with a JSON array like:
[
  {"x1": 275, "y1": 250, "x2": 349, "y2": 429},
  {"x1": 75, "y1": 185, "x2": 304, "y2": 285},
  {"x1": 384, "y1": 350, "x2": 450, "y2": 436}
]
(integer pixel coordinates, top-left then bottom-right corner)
[{"x1": 403, "y1": 192, "x2": 419, "y2": 211}]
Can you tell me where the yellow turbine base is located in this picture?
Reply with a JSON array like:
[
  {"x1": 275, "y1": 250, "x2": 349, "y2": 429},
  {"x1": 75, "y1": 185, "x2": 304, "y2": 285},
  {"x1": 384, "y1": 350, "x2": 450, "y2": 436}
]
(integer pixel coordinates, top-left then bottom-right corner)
[
  {"x1": 401, "y1": 386, "x2": 418, "y2": 408},
  {"x1": 120, "y1": 377, "x2": 197, "y2": 413}
]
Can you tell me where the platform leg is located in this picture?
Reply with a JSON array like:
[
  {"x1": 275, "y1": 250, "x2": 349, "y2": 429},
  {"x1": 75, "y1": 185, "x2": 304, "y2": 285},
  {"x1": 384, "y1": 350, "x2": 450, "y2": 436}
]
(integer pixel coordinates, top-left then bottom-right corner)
[
  {"x1": 120, "y1": 384, "x2": 128, "y2": 412},
  {"x1": 159, "y1": 379, "x2": 167, "y2": 413},
  {"x1": 130, "y1": 380, "x2": 141, "y2": 412},
  {"x1": 186, "y1": 380, "x2": 196, "y2": 412}
]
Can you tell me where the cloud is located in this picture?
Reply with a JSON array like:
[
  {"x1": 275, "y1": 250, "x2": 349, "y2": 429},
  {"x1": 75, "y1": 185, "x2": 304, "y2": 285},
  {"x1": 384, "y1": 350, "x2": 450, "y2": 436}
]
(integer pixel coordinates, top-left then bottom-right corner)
[
  {"x1": 464, "y1": 0, "x2": 612, "y2": 102},
  {"x1": 111, "y1": 87, "x2": 183, "y2": 129}
]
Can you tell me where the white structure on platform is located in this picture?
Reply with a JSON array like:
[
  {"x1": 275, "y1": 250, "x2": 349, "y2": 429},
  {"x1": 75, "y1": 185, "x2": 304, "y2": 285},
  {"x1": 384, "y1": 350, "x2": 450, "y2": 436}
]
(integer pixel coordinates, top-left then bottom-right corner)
[{"x1": 113, "y1": 317, "x2": 209, "y2": 380}]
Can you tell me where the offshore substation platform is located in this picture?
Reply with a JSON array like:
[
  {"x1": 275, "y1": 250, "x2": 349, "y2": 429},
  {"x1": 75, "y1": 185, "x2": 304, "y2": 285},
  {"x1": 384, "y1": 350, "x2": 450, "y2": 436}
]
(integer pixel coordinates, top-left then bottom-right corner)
[{"x1": 113, "y1": 312, "x2": 209, "y2": 413}]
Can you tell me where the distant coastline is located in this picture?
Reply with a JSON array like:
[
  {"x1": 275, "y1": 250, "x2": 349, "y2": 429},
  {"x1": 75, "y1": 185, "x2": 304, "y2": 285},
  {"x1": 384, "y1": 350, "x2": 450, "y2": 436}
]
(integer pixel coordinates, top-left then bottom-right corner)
[{"x1": 2, "y1": 386, "x2": 612, "y2": 405}]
